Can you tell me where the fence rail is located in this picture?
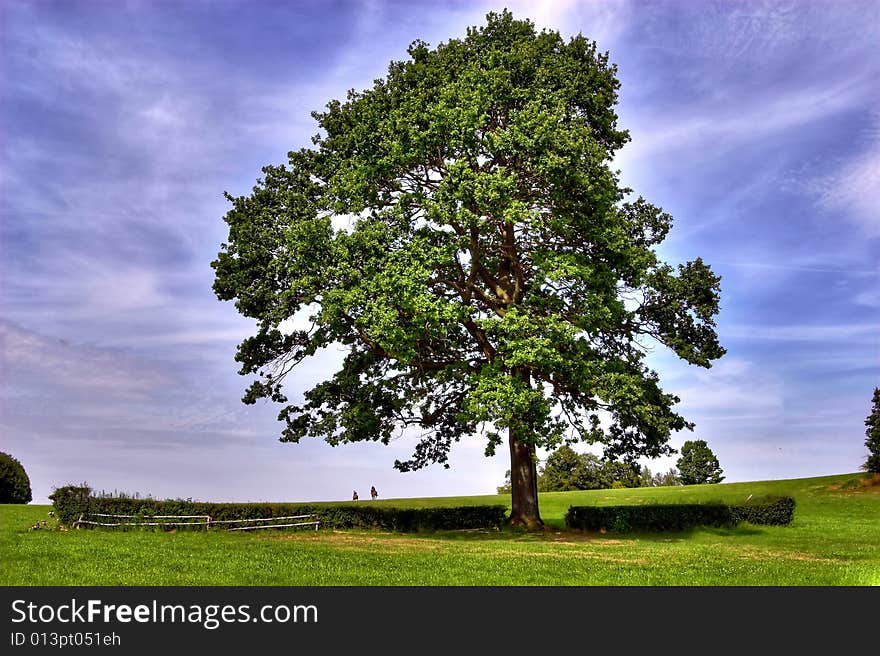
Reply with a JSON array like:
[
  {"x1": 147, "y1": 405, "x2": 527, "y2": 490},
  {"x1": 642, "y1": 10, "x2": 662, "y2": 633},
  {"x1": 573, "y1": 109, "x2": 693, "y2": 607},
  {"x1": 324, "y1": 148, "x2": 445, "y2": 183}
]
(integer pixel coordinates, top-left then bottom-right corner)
[
  {"x1": 73, "y1": 512, "x2": 320, "y2": 532},
  {"x1": 90, "y1": 513, "x2": 211, "y2": 519},
  {"x1": 207, "y1": 514, "x2": 316, "y2": 525},
  {"x1": 228, "y1": 520, "x2": 320, "y2": 531}
]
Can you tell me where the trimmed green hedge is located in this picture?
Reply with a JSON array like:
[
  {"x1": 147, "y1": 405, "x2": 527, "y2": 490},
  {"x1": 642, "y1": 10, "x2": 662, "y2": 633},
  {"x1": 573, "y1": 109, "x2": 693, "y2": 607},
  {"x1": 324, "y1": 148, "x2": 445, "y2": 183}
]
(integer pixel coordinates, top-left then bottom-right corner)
[
  {"x1": 48, "y1": 485, "x2": 92, "y2": 524},
  {"x1": 565, "y1": 503, "x2": 733, "y2": 532},
  {"x1": 729, "y1": 496, "x2": 796, "y2": 526},
  {"x1": 49, "y1": 488, "x2": 507, "y2": 532},
  {"x1": 564, "y1": 496, "x2": 795, "y2": 532}
]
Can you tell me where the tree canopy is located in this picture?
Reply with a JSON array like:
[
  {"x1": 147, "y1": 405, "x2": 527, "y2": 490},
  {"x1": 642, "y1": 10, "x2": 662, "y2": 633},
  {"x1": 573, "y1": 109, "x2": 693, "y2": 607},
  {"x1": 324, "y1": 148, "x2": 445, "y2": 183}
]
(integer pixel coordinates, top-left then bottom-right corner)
[
  {"x1": 676, "y1": 439, "x2": 724, "y2": 485},
  {"x1": 864, "y1": 387, "x2": 880, "y2": 474},
  {"x1": 212, "y1": 11, "x2": 724, "y2": 527},
  {"x1": 537, "y1": 445, "x2": 640, "y2": 491},
  {"x1": 498, "y1": 446, "x2": 678, "y2": 492},
  {"x1": 0, "y1": 452, "x2": 32, "y2": 504}
]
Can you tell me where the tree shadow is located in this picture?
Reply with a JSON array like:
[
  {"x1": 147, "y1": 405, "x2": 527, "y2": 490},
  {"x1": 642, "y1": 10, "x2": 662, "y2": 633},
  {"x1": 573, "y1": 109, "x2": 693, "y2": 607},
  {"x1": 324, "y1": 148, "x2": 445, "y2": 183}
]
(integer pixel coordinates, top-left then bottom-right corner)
[{"x1": 411, "y1": 523, "x2": 767, "y2": 543}]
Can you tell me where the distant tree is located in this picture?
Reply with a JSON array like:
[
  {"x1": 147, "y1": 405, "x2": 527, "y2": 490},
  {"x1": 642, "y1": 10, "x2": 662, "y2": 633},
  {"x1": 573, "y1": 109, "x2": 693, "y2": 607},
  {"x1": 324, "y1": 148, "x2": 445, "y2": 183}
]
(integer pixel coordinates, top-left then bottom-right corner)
[
  {"x1": 600, "y1": 460, "x2": 642, "y2": 488},
  {"x1": 538, "y1": 445, "x2": 591, "y2": 491},
  {"x1": 0, "y1": 452, "x2": 32, "y2": 504},
  {"x1": 212, "y1": 11, "x2": 725, "y2": 529},
  {"x1": 526, "y1": 445, "x2": 642, "y2": 491},
  {"x1": 497, "y1": 470, "x2": 513, "y2": 494},
  {"x1": 501, "y1": 446, "x2": 656, "y2": 490},
  {"x1": 676, "y1": 440, "x2": 724, "y2": 485},
  {"x1": 865, "y1": 387, "x2": 880, "y2": 474},
  {"x1": 651, "y1": 467, "x2": 681, "y2": 487}
]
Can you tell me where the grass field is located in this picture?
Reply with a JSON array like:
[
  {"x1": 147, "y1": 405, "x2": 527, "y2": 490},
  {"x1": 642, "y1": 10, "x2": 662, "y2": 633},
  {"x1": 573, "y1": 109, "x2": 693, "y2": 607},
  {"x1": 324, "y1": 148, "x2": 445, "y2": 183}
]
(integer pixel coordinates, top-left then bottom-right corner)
[{"x1": 2, "y1": 472, "x2": 878, "y2": 585}]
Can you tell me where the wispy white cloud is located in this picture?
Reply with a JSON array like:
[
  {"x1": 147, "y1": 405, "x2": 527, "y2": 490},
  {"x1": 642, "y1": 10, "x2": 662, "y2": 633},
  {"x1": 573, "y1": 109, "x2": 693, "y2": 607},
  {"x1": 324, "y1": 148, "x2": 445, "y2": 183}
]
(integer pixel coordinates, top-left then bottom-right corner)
[
  {"x1": 674, "y1": 357, "x2": 784, "y2": 416},
  {"x1": 724, "y1": 322, "x2": 880, "y2": 342},
  {"x1": 0, "y1": 320, "x2": 271, "y2": 443},
  {"x1": 511, "y1": 0, "x2": 630, "y2": 47},
  {"x1": 804, "y1": 116, "x2": 880, "y2": 237},
  {"x1": 713, "y1": 260, "x2": 878, "y2": 276},
  {"x1": 620, "y1": 74, "x2": 876, "y2": 168},
  {"x1": 0, "y1": 321, "x2": 170, "y2": 401},
  {"x1": 854, "y1": 289, "x2": 880, "y2": 308}
]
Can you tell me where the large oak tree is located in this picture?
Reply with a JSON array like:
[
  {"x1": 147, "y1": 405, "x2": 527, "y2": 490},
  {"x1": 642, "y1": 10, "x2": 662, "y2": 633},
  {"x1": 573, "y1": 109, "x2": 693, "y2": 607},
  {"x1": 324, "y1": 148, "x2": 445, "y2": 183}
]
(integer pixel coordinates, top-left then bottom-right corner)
[{"x1": 212, "y1": 12, "x2": 724, "y2": 528}]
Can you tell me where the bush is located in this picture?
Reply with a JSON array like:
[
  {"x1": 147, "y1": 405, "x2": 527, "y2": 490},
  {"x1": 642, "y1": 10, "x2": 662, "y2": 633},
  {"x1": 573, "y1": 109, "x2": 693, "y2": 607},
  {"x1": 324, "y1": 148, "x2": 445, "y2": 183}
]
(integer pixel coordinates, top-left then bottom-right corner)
[
  {"x1": 564, "y1": 496, "x2": 795, "y2": 532},
  {"x1": 565, "y1": 503, "x2": 734, "y2": 532},
  {"x1": 50, "y1": 493, "x2": 508, "y2": 532},
  {"x1": 48, "y1": 485, "x2": 92, "y2": 523},
  {"x1": 728, "y1": 496, "x2": 795, "y2": 526},
  {"x1": 0, "y1": 452, "x2": 33, "y2": 504}
]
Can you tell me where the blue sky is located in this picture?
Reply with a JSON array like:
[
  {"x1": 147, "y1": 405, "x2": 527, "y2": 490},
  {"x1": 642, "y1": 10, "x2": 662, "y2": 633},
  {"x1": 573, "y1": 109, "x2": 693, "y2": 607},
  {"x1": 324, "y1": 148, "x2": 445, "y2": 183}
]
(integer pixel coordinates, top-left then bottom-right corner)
[{"x1": 2, "y1": 1, "x2": 877, "y2": 504}]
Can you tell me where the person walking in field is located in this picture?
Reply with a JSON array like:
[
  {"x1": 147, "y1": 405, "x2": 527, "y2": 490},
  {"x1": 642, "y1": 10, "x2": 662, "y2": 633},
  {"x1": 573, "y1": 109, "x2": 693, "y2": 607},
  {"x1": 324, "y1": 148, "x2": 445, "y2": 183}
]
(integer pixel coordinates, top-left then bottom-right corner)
[
  {"x1": 370, "y1": 485, "x2": 378, "y2": 500},
  {"x1": 352, "y1": 490, "x2": 359, "y2": 502}
]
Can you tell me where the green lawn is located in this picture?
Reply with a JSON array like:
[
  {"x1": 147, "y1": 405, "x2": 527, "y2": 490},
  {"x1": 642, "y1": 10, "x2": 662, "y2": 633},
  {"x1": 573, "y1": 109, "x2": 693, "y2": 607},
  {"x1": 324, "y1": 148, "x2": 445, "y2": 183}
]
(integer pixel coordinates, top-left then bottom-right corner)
[{"x1": 2, "y1": 472, "x2": 878, "y2": 585}]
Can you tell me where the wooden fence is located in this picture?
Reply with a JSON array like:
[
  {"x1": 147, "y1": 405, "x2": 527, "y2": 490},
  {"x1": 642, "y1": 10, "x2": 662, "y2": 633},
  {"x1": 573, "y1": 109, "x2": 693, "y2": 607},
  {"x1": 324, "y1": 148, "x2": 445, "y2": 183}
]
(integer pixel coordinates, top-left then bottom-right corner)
[{"x1": 73, "y1": 513, "x2": 320, "y2": 532}]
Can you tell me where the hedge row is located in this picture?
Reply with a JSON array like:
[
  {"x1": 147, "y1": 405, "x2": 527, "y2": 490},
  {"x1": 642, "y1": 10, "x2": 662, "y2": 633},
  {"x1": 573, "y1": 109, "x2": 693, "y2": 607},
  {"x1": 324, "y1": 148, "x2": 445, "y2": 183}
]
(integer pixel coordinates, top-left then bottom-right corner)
[
  {"x1": 564, "y1": 496, "x2": 795, "y2": 532},
  {"x1": 49, "y1": 486, "x2": 92, "y2": 524},
  {"x1": 49, "y1": 486, "x2": 507, "y2": 532},
  {"x1": 729, "y1": 496, "x2": 796, "y2": 526}
]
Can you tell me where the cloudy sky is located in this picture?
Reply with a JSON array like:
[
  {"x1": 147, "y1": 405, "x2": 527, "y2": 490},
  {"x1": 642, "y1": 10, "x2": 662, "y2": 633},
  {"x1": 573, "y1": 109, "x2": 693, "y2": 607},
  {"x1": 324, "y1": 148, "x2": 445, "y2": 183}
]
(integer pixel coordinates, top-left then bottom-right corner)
[{"x1": 2, "y1": 0, "x2": 878, "y2": 504}]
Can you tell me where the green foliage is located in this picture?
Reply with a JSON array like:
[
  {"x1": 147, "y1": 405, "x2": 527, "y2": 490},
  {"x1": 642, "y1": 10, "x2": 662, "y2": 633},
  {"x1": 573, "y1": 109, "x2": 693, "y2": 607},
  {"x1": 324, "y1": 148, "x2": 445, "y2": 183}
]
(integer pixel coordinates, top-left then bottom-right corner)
[
  {"x1": 47, "y1": 485, "x2": 92, "y2": 523},
  {"x1": 676, "y1": 440, "x2": 724, "y2": 485},
  {"x1": 500, "y1": 446, "x2": 645, "y2": 491},
  {"x1": 601, "y1": 460, "x2": 642, "y2": 489},
  {"x1": 537, "y1": 446, "x2": 604, "y2": 490},
  {"x1": 650, "y1": 468, "x2": 681, "y2": 487},
  {"x1": 864, "y1": 387, "x2": 880, "y2": 473},
  {"x1": 564, "y1": 496, "x2": 794, "y2": 532},
  {"x1": 50, "y1": 494, "x2": 506, "y2": 532},
  {"x1": 729, "y1": 496, "x2": 796, "y2": 526},
  {"x1": 211, "y1": 11, "x2": 724, "y2": 492},
  {"x1": 565, "y1": 503, "x2": 734, "y2": 532},
  {"x1": 0, "y1": 453, "x2": 32, "y2": 504},
  {"x1": 5, "y1": 475, "x2": 876, "y2": 585},
  {"x1": 496, "y1": 470, "x2": 512, "y2": 494}
]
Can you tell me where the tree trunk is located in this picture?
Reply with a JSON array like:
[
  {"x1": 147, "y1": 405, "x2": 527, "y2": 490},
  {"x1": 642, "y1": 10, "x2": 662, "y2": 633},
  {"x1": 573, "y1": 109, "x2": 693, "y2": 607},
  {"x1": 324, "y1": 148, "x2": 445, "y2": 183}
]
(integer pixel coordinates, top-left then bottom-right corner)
[{"x1": 508, "y1": 427, "x2": 543, "y2": 530}]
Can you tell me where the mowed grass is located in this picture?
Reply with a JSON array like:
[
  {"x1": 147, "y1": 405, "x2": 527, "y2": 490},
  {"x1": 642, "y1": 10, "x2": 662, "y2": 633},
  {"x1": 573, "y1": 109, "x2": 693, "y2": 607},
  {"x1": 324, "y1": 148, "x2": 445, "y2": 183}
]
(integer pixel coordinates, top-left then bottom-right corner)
[{"x1": 2, "y1": 473, "x2": 878, "y2": 586}]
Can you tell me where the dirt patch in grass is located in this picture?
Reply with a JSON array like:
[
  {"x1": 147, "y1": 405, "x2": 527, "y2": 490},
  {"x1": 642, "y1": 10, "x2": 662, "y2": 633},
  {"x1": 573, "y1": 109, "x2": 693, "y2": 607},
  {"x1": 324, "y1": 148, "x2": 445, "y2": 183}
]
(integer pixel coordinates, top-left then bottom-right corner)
[
  {"x1": 487, "y1": 546, "x2": 650, "y2": 565},
  {"x1": 546, "y1": 533, "x2": 625, "y2": 546},
  {"x1": 726, "y1": 545, "x2": 843, "y2": 564},
  {"x1": 267, "y1": 529, "x2": 647, "y2": 563},
  {"x1": 825, "y1": 475, "x2": 880, "y2": 496},
  {"x1": 861, "y1": 473, "x2": 880, "y2": 488},
  {"x1": 274, "y1": 531, "x2": 445, "y2": 550}
]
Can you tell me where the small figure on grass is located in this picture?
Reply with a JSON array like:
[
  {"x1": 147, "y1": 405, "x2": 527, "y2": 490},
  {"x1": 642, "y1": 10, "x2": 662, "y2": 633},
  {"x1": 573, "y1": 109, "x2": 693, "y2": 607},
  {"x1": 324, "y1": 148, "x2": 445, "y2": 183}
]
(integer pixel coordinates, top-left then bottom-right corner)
[
  {"x1": 352, "y1": 490, "x2": 359, "y2": 502},
  {"x1": 370, "y1": 485, "x2": 378, "y2": 501}
]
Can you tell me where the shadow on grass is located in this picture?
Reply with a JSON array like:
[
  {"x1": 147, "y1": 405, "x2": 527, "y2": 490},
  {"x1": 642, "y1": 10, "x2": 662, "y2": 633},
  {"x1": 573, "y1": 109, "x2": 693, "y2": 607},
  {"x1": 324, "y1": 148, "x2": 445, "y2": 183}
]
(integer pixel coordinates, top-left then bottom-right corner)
[{"x1": 292, "y1": 522, "x2": 768, "y2": 544}]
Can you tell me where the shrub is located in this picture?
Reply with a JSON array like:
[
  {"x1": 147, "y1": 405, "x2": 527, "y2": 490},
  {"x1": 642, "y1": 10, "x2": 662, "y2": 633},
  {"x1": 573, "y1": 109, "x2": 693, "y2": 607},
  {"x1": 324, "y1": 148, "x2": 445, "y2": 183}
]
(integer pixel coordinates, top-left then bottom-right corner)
[
  {"x1": 0, "y1": 452, "x2": 33, "y2": 504},
  {"x1": 565, "y1": 503, "x2": 735, "y2": 532},
  {"x1": 728, "y1": 496, "x2": 795, "y2": 526},
  {"x1": 50, "y1": 493, "x2": 508, "y2": 532},
  {"x1": 48, "y1": 484, "x2": 92, "y2": 523},
  {"x1": 564, "y1": 496, "x2": 795, "y2": 532}
]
